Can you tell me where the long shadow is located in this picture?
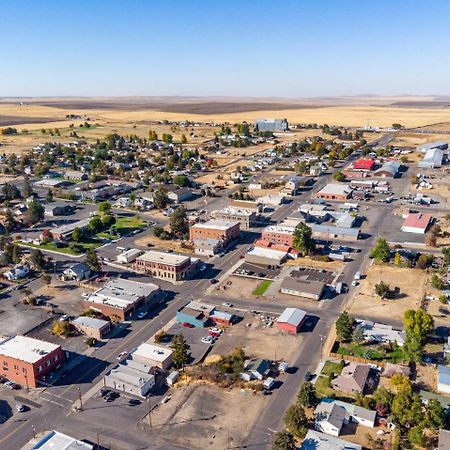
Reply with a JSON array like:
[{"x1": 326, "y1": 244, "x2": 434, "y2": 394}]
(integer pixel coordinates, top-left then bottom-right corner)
[
  {"x1": 0, "y1": 399, "x2": 13, "y2": 423},
  {"x1": 50, "y1": 355, "x2": 111, "y2": 387},
  {"x1": 299, "y1": 315, "x2": 320, "y2": 333}
]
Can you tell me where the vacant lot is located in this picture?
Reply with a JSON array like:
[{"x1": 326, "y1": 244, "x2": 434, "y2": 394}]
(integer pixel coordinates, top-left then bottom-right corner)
[
  {"x1": 210, "y1": 313, "x2": 302, "y2": 363},
  {"x1": 149, "y1": 384, "x2": 267, "y2": 450},
  {"x1": 347, "y1": 264, "x2": 427, "y2": 322}
]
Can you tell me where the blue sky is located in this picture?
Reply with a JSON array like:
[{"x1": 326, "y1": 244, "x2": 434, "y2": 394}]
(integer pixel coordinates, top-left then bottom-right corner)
[{"x1": 1, "y1": 0, "x2": 450, "y2": 97}]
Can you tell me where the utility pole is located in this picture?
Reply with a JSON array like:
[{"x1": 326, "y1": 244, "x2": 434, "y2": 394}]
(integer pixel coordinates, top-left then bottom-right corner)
[{"x1": 77, "y1": 387, "x2": 83, "y2": 411}]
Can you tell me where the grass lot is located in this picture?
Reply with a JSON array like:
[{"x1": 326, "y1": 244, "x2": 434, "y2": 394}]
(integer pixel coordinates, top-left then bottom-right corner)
[
  {"x1": 19, "y1": 239, "x2": 102, "y2": 256},
  {"x1": 96, "y1": 216, "x2": 146, "y2": 240},
  {"x1": 252, "y1": 280, "x2": 272, "y2": 296},
  {"x1": 336, "y1": 342, "x2": 405, "y2": 363},
  {"x1": 321, "y1": 360, "x2": 344, "y2": 377}
]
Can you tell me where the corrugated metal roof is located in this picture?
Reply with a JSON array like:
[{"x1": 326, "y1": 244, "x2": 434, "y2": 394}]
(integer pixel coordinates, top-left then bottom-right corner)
[{"x1": 277, "y1": 307, "x2": 306, "y2": 326}]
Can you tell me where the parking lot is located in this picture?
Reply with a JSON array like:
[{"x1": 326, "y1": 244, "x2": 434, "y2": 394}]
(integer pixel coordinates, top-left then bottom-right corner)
[
  {"x1": 166, "y1": 322, "x2": 216, "y2": 364},
  {"x1": 233, "y1": 262, "x2": 282, "y2": 280},
  {"x1": 290, "y1": 266, "x2": 336, "y2": 284}
]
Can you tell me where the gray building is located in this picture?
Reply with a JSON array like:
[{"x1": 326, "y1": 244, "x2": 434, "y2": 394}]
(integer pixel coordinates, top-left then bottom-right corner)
[
  {"x1": 254, "y1": 119, "x2": 288, "y2": 132},
  {"x1": 312, "y1": 224, "x2": 360, "y2": 241},
  {"x1": 280, "y1": 277, "x2": 326, "y2": 300},
  {"x1": 211, "y1": 207, "x2": 257, "y2": 230}
]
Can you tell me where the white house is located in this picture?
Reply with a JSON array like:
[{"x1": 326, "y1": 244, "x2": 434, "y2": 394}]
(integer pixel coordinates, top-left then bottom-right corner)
[{"x1": 4, "y1": 265, "x2": 30, "y2": 281}]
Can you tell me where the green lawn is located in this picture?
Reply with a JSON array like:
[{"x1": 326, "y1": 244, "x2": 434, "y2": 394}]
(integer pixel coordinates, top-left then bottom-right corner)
[
  {"x1": 252, "y1": 280, "x2": 272, "y2": 296},
  {"x1": 321, "y1": 360, "x2": 344, "y2": 377},
  {"x1": 336, "y1": 342, "x2": 405, "y2": 363},
  {"x1": 315, "y1": 375, "x2": 335, "y2": 398},
  {"x1": 19, "y1": 239, "x2": 102, "y2": 256},
  {"x1": 95, "y1": 216, "x2": 146, "y2": 240}
]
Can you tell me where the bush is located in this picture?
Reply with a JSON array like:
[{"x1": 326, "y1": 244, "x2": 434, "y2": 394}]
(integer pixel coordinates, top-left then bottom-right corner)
[{"x1": 85, "y1": 337, "x2": 97, "y2": 347}]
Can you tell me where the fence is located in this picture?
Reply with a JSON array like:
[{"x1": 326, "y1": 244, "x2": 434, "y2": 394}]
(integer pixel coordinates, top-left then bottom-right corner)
[{"x1": 329, "y1": 350, "x2": 387, "y2": 368}]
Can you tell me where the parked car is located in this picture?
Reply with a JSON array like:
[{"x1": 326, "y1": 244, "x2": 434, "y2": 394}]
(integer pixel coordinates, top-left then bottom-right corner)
[
  {"x1": 59, "y1": 315, "x2": 69, "y2": 322},
  {"x1": 201, "y1": 336, "x2": 214, "y2": 344},
  {"x1": 304, "y1": 371, "x2": 313, "y2": 382},
  {"x1": 100, "y1": 388, "x2": 111, "y2": 397},
  {"x1": 104, "y1": 391, "x2": 119, "y2": 402},
  {"x1": 182, "y1": 322, "x2": 193, "y2": 328},
  {"x1": 5, "y1": 381, "x2": 18, "y2": 390},
  {"x1": 116, "y1": 351, "x2": 128, "y2": 361},
  {"x1": 222, "y1": 302, "x2": 233, "y2": 307},
  {"x1": 209, "y1": 279, "x2": 218, "y2": 284},
  {"x1": 128, "y1": 398, "x2": 142, "y2": 406},
  {"x1": 209, "y1": 328, "x2": 222, "y2": 334},
  {"x1": 15, "y1": 404, "x2": 26, "y2": 413}
]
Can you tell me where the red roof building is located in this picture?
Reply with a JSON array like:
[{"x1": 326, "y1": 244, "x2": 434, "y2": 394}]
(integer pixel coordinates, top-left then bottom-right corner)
[
  {"x1": 353, "y1": 159, "x2": 375, "y2": 171},
  {"x1": 401, "y1": 213, "x2": 432, "y2": 234}
]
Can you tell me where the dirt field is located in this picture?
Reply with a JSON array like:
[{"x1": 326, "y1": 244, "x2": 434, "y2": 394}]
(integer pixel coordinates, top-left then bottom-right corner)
[
  {"x1": 210, "y1": 313, "x2": 302, "y2": 362},
  {"x1": 148, "y1": 383, "x2": 267, "y2": 449},
  {"x1": 2, "y1": 99, "x2": 450, "y2": 135},
  {"x1": 389, "y1": 132, "x2": 450, "y2": 148},
  {"x1": 347, "y1": 264, "x2": 427, "y2": 322},
  {"x1": 212, "y1": 276, "x2": 261, "y2": 299},
  {"x1": 286, "y1": 256, "x2": 345, "y2": 272}
]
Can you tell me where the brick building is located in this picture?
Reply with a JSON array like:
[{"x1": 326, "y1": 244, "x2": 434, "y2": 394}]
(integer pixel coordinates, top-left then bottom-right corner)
[
  {"x1": 316, "y1": 184, "x2": 353, "y2": 201},
  {"x1": 134, "y1": 250, "x2": 196, "y2": 283},
  {"x1": 261, "y1": 225, "x2": 295, "y2": 247},
  {"x1": 189, "y1": 219, "x2": 240, "y2": 243},
  {"x1": 0, "y1": 336, "x2": 64, "y2": 388}
]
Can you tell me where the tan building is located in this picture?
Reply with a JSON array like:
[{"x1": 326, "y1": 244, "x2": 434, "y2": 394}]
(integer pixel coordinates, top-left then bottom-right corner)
[
  {"x1": 132, "y1": 342, "x2": 173, "y2": 370},
  {"x1": 134, "y1": 250, "x2": 195, "y2": 283},
  {"x1": 189, "y1": 219, "x2": 240, "y2": 243},
  {"x1": 211, "y1": 207, "x2": 256, "y2": 230},
  {"x1": 71, "y1": 316, "x2": 111, "y2": 340}
]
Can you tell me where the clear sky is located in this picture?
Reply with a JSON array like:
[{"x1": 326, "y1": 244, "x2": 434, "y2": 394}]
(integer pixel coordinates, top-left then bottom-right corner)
[{"x1": 1, "y1": 0, "x2": 450, "y2": 97}]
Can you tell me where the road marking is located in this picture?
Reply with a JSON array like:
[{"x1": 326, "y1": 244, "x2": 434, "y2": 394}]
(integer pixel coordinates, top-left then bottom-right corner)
[{"x1": 41, "y1": 398, "x2": 66, "y2": 407}]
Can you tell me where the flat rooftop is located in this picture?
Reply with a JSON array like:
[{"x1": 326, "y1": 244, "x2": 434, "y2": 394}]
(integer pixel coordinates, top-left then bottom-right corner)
[
  {"x1": 0, "y1": 335, "x2": 60, "y2": 364},
  {"x1": 263, "y1": 225, "x2": 295, "y2": 235},
  {"x1": 317, "y1": 183, "x2": 352, "y2": 196},
  {"x1": 133, "y1": 342, "x2": 173, "y2": 363},
  {"x1": 191, "y1": 219, "x2": 239, "y2": 230},
  {"x1": 213, "y1": 207, "x2": 255, "y2": 217},
  {"x1": 27, "y1": 430, "x2": 93, "y2": 450},
  {"x1": 136, "y1": 250, "x2": 191, "y2": 266},
  {"x1": 71, "y1": 316, "x2": 110, "y2": 330},
  {"x1": 107, "y1": 364, "x2": 155, "y2": 388},
  {"x1": 87, "y1": 278, "x2": 159, "y2": 309}
]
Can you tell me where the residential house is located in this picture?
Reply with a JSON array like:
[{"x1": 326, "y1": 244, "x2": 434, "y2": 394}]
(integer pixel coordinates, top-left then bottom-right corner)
[
  {"x1": 4, "y1": 265, "x2": 30, "y2": 281},
  {"x1": 331, "y1": 362, "x2": 370, "y2": 394},
  {"x1": 300, "y1": 430, "x2": 362, "y2": 450},
  {"x1": 62, "y1": 262, "x2": 91, "y2": 281},
  {"x1": 241, "y1": 359, "x2": 270, "y2": 381}
]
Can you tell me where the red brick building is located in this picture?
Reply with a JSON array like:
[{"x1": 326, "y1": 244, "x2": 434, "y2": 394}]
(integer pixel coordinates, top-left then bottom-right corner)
[
  {"x1": 0, "y1": 336, "x2": 64, "y2": 388},
  {"x1": 276, "y1": 308, "x2": 306, "y2": 334},
  {"x1": 261, "y1": 225, "x2": 295, "y2": 247},
  {"x1": 189, "y1": 219, "x2": 240, "y2": 243}
]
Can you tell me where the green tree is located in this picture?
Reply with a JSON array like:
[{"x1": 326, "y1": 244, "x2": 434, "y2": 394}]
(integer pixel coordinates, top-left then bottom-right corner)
[
  {"x1": 11, "y1": 242, "x2": 21, "y2": 264},
  {"x1": 332, "y1": 171, "x2": 346, "y2": 182},
  {"x1": 29, "y1": 249, "x2": 45, "y2": 271},
  {"x1": 45, "y1": 189, "x2": 54, "y2": 203},
  {"x1": 22, "y1": 175, "x2": 33, "y2": 198},
  {"x1": 180, "y1": 134, "x2": 187, "y2": 144},
  {"x1": 292, "y1": 223, "x2": 315, "y2": 256},
  {"x1": 89, "y1": 216, "x2": 103, "y2": 233},
  {"x1": 272, "y1": 431, "x2": 296, "y2": 450},
  {"x1": 407, "y1": 425, "x2": 426, "y2": 447},
  {"x1": 373, "y1": 387, "x2": 394, "y2": 416},
  {"x1": 297, "y1": 381, "x2": 316, "y2": 407},
  {"x1": 374, "y1": 281, "x2": 391, "y2": 299},
  {"x1": 283, "y1": 404, "x2": 308, "y2": 438},
  {"x1": 442, "y1": 247, "x2": 450, "y2": 265},
  {"x1": 170, "y1": 207, "x2": 188, "y2": 237},
  {"x1": 352, "y1": 325, "x2": 365, "y2": 343},
  {"x1": 393, "y1": 251, "x2": 402, "y2": 266},
  {"x1": 424, "y1": 398, "x2": 445, "y2": 430},
  {"x1": 335, "y1": 311, "x2": 355, "y2": 342},
  {"x1": 370, "y1": 238, "x2": 391, "y2": 263},
  {"x1": 415, "y1": 253, "x2": 434, "y2": 269},
  {"x1": 173, "y1": 175, "x2": 190, "y2": 187},
  {"x1": 27, "y1": 199, "x2": 44, "y2": 224},
  {"x1": 153, "y1": 188, "x2": 169, "y2": 209},
  {"x1": 431, "y1": 274, "x2": 446, "y2": 290},
  {"x1": 85, "y1": 248, "x2": 101, "y2": 272},
  {"x1": 98, "y1": 201, "x2": 112, "y2": 215},
  {"x1": 4, "y1": 208, "x2": 15, "y2": 232},
  {"x1": 403, "y1": 308, "x2": 434, "y2": 344},
  {"x1": 72, "y1": 227, "x2": 82, "y2": 242},
  {"x1": 101, "y1": 214, "x2": 116, "y2": 228},
  {"x1": 171, "y1": 333, "x2": 191, "y2": 369}
]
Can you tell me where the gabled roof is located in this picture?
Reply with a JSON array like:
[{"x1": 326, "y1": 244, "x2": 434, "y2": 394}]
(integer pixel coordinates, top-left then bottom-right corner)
[
  {"x1": 277, "y1": 307, "x2": 307, "y2": 326},
  {"x1": 401, "y1": 212, "x2": 432, "y2": 230},
  {"x1": 353, "y1": 159, "x2": 375, "y2": 170}
]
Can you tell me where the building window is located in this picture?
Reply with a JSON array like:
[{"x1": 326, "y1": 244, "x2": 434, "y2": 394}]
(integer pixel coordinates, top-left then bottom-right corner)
[
  {"x1": 54, "y1": 355, "x2": 58, "y2": 362},
  {"x1": 46, "y1": 360, "x2": 51, "y2": 367},
  {"x1": 38, "y1": 366, "x2": 42, "y2": 372}
]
